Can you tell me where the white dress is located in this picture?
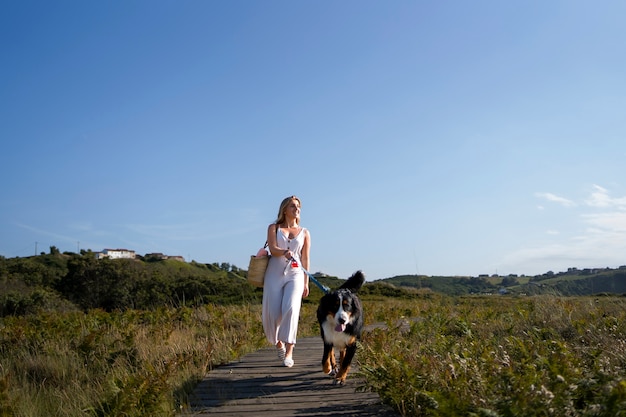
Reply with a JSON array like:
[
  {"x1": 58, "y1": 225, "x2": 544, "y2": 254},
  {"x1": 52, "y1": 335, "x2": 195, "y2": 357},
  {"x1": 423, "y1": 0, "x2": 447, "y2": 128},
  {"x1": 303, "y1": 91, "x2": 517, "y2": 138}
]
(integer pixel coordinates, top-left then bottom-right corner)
[{"x1": 262, "y1": 225, "x2": 307, "y2": 346}]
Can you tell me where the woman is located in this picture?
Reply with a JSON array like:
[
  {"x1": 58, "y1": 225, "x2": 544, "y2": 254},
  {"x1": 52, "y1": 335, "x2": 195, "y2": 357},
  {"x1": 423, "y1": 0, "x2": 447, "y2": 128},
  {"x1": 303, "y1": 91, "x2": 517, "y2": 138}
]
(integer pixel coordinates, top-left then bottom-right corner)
[{"x1": 262, "y1": 195, "x2": 310, "y2": 367}]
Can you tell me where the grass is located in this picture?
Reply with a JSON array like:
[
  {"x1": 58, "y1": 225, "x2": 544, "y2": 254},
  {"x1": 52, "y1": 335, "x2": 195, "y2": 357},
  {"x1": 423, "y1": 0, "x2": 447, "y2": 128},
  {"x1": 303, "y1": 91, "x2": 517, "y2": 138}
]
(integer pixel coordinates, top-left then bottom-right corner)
[
  {"x1": 357, "y1": 295, "x2": 626, "y2": 416},
  {"x1": 0, "y1": 295, "x2": 625, "y2": 416},
  {"x1": 484, "y1": 276, "x2": 532, "y2": 286},
  {"x1": 0, "y1": 304, "x2": 274, "y2": 416}
]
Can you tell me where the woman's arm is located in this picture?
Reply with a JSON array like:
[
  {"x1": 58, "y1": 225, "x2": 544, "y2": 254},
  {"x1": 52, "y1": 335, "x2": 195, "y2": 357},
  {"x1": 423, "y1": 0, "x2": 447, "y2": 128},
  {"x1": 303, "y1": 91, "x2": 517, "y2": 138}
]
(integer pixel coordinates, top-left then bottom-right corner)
[
  {"x1": 300, "y1": 229, "x2": 310, "y2": 271},
  {"x1": 267, "y1": 223, "x2": 288, "y2": 257},
  {"x1": 301, "y1": 229, "x2": 310, "y2": 297}
]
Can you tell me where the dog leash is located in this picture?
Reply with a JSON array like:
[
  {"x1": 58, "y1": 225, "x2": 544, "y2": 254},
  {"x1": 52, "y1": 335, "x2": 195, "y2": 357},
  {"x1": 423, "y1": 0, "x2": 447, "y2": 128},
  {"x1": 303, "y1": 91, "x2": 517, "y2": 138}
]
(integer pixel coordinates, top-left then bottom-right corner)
[
  {"x1": 284, "y1": 254, "x2": 330, "y2": 294},
  {"x1": 302, "y1": 267, "x2": 330, "y2": 294}
]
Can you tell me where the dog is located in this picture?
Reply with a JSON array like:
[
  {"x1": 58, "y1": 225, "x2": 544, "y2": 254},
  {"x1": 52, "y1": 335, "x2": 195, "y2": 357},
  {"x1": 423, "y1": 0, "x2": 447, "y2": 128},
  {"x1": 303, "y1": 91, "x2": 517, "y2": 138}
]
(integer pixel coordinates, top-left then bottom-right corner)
[{"x1": 316, "y1": 270, "x2": 365, "y2": 385}]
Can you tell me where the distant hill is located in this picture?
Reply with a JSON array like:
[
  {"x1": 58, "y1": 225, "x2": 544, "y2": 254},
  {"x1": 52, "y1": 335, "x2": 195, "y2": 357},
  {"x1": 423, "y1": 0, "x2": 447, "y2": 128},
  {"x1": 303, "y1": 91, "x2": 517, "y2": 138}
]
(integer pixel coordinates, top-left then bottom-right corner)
[
  {"x1": 377, "y1": 275, "x2": 496, "y2": 296},
  {"x1": 2, "y1": 250, "x2": 625, "y2": 317},
  {"x1": 375, "y1": 266, "x2": 626, "y2": 296},
  {"x1": 0, "y1": 250, "x2": 344, "y2": 316},
  {"x1": 518, "y1": 268, "x2": 626, "y2": 296}
]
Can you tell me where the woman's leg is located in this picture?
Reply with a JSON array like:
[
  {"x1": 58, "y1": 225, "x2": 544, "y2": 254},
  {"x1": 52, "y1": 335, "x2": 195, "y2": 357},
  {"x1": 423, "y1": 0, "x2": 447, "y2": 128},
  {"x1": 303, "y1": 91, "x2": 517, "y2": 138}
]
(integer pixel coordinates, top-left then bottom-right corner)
[
  {"x1": 262, "y1": 277, "x2": 284, "y2": 346},
  {"x1": 278, "y1": 275, "x2": 304, "y2": 362},
  {"x1": 285, "y1": 342, "x2": 294, "y2": 357}
]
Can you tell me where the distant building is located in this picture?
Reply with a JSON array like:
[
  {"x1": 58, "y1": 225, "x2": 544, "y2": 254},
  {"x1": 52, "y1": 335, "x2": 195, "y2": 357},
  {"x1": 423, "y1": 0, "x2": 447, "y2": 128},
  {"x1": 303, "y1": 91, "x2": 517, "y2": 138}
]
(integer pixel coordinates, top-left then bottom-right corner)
[
  {"x1": 96, "y1": 249, "x2": 136, "y2": 260},
  {"x1": 145, "y1": 252, "x2": 168, "y2": 260},
  {"x1": 145, "y1": 253, "x2": 185, "y2": 262}
]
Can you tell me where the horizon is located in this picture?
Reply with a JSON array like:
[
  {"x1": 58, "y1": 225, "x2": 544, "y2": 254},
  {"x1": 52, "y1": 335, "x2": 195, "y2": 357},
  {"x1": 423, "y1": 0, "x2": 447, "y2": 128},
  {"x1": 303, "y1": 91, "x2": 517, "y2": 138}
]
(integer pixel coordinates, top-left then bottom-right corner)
[{"x1": 4, "y1": 247, "x2": 624, "y2": 281}]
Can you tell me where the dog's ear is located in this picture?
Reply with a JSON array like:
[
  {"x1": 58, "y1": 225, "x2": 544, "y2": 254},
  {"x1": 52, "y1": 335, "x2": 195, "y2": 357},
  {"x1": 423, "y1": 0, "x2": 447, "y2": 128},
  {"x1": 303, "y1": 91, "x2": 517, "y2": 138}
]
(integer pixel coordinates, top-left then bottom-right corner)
[{"x1": 339, "y1": 270, "x2": 365, "y2": 292}]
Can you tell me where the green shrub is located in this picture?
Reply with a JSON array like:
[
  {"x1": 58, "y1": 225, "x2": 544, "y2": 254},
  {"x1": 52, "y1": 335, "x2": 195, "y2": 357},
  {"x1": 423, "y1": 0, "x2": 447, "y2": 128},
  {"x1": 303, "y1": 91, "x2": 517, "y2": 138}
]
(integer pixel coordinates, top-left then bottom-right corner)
[{"x1": 358, "y1": 296, "x2": 626, "y2": 416}]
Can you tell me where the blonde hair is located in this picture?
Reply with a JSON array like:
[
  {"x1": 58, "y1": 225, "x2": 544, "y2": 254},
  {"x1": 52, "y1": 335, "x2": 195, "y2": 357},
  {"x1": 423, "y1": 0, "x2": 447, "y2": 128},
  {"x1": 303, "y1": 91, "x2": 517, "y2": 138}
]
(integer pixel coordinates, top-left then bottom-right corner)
[{"x1": 275, "y1": 195, "x2": 301, "y2": 225}]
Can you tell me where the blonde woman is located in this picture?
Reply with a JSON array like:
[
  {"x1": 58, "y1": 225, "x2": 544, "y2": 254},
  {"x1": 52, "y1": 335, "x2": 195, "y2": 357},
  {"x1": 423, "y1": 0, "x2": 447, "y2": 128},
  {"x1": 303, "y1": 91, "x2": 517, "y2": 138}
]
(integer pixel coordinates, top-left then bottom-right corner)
[{"x1": 262, "y1": 195, "x2": 310, "y2": 367}]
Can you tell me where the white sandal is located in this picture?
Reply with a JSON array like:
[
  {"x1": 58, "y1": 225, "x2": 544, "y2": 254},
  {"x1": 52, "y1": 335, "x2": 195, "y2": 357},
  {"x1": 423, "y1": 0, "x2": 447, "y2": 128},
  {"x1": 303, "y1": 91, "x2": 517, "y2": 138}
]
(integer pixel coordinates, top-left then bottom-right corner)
[
  {"x1": 283, "y1": 357, "x2": 294, "y2": 367},
  {"x1": 277, "y1": 346, "x2": 286, "y2": 361}
]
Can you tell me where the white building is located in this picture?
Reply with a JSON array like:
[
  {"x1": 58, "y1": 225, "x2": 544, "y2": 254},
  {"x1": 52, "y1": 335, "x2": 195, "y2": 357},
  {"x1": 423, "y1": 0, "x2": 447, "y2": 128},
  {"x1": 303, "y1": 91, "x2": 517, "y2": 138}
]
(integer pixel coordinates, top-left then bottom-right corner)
[{"x1": 96, "y1": 249, "x2": 136, "y2": 260}]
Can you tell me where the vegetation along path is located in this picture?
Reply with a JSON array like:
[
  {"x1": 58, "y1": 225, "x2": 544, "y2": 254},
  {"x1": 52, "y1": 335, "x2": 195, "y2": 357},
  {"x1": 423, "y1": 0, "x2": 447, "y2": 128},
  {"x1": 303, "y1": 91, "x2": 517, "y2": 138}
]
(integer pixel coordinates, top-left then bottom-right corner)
[{"x1": 182, "y1": 335, "x2": 398, "y2": 417}]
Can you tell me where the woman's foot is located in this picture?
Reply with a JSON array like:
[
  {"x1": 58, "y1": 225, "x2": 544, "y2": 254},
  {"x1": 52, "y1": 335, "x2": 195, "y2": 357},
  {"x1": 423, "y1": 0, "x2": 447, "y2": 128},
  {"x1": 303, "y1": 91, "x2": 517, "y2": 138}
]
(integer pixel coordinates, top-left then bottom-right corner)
[
  {"x1": 283, "y1": 342, "x2": 294, "y2": 366},
  {"x1": 276, "y1": 342, "x2": 286, "y2": 361}
]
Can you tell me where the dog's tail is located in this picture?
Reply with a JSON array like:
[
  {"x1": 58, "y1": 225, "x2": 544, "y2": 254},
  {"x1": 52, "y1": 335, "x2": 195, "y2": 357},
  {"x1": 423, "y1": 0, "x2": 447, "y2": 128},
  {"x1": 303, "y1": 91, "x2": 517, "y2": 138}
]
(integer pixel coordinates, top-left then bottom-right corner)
[{"x1": 339, "y1": 270, "x2": 365, "y2": 292}]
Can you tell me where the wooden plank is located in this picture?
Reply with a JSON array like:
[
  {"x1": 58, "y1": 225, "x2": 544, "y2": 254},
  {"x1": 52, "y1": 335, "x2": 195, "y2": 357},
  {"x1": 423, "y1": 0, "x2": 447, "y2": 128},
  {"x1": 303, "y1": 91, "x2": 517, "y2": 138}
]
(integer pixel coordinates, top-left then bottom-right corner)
[{"x1": 182, "y1": 336, "x2": 398, "y2": 417}]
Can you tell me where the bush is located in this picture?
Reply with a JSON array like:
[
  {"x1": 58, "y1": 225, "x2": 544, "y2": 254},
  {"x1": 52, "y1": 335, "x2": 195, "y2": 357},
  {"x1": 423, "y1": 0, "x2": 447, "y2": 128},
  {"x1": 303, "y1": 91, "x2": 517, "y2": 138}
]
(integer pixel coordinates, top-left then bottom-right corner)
[{"x1": 358, "y1": 295, "x2": 626, "y2": 416}]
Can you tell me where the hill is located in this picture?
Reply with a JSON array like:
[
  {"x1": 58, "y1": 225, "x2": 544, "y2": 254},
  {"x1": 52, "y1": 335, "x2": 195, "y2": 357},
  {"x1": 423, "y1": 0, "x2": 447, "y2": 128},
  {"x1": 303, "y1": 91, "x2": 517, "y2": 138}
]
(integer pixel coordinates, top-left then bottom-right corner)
[
  {"x1": 0, "y1": 249, "x2": 348, "y2": 316},
  {"x1": 376, "y1": 266, "x2": 626, "y2": 296},
  {"x1": 0, "y1": 250, "x2": 261, "y2": 315},
  {"x1": 2, "y1": 249, "x2": 625, "y2": 317}
]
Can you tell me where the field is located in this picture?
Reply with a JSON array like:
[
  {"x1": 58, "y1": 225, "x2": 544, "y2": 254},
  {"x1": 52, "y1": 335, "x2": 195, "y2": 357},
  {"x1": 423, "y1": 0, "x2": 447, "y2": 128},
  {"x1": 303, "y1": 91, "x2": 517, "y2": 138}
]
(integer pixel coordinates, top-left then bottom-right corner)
[
  {"x1": 485, "y1": 276, "x2": 532, "y2": 286},
  {"x1": 1, "y1": 294, "x2": 625, "y2": 416},
  {"x1": 358, "y1": 294, "x2": 626, "y2": 416}
]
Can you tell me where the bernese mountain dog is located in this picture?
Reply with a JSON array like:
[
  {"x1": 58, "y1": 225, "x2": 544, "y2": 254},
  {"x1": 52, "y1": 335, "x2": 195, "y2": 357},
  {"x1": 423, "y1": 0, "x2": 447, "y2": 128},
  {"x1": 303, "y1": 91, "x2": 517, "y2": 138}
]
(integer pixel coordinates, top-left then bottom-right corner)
[{"x1": 316, "y1": 270, "x2": 365, "y2": 385}]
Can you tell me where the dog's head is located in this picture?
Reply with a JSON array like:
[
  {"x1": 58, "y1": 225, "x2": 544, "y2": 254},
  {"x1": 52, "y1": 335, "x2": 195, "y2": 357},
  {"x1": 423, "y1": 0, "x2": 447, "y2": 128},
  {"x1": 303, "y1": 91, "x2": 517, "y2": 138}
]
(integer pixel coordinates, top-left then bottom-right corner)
[{"x1": 318, "y1": 271, "x2": 364, "y2": 333}]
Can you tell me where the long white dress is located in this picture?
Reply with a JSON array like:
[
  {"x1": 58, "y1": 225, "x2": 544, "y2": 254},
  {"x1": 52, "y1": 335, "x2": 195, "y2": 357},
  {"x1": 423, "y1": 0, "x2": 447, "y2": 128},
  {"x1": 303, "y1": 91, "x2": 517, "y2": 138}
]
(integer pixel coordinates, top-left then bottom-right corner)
[{"x1": 262, "y1": 225, "x2": 307, "y2": 346}]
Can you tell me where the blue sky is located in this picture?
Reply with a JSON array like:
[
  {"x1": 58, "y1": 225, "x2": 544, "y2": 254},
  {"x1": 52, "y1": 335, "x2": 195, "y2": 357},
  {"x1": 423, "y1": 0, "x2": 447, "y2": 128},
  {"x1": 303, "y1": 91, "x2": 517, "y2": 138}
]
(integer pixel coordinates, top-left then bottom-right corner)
[{"x1": 2, "y1": 1, "x2": 625, "y2": 280}]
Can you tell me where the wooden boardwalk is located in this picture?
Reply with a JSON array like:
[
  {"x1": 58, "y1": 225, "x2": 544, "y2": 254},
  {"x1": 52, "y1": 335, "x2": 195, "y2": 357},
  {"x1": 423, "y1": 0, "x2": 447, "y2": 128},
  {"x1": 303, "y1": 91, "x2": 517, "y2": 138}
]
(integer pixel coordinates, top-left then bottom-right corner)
[{"x1": 182, "y1": 336, "x2": 398, "y2": 417}]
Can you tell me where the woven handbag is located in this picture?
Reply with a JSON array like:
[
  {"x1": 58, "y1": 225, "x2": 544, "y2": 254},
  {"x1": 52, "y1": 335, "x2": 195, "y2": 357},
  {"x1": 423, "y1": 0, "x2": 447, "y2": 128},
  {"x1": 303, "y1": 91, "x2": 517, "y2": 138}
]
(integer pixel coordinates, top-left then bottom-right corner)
[{"x1": 247, "y1": 243, "x2": 269, "y2": 288}]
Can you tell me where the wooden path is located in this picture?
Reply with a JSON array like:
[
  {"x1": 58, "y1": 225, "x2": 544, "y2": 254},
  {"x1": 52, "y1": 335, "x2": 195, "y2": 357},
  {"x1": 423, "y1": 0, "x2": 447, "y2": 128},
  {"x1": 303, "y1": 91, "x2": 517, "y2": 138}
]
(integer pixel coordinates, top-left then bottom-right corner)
[{"x1": 182, "y1": 335, "x2": 398, "y2": 417}]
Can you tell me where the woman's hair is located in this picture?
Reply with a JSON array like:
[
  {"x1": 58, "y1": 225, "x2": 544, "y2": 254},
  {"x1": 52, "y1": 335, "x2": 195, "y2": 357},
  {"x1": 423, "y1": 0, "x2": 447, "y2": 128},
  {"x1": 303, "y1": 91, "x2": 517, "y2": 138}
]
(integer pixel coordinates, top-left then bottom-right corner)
[{"x1": 275, "y1": 195, "x2": 301, "y2": 225}]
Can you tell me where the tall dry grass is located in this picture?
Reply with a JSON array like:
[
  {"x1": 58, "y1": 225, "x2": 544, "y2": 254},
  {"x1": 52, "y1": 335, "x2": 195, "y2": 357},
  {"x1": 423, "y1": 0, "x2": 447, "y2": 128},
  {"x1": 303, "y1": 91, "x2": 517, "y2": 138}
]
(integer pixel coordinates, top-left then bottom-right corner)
[
  {"x1": 358, "y1": 295, "x2": 626, "y2": 416},
  {"x1": 2, "y1": 294, "x2": 625, "y2": 417},
  {"x1": 0, "y1": 304, "x2": 286, "y2": 417}
]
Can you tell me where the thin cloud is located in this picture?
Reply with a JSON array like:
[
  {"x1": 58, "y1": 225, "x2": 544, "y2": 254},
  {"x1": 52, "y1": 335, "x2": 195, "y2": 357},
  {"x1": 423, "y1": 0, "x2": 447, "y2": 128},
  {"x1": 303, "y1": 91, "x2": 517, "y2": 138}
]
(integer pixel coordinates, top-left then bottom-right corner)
[
  {"x1": 585, "y1": 184, "x2": 626, "y2": 209},
  {"x1": 582, "y1": 212, "x2": 626, "y2": 233},
  {"x1": 500, "y1": 230, "x2": 626, "y2": 274},
  {"x1": 501, "y1": 185, "x2": 626, "y2": 274},
  {"x1": 15, "y1": 222, "x2": 77, "y2": 243},
  {"x1": 535, "y1": 192, "x2": 576, "y2": 207},
  {"x1": 124, "y1": 222, "x2": 212, "y2": 241}
]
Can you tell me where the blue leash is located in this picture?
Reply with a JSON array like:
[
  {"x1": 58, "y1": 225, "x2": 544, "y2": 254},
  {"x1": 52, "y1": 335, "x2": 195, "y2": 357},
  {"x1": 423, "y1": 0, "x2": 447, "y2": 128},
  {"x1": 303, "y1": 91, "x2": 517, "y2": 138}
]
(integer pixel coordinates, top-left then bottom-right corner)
[
  {"x1": 283, "y1": 254, "x2": 330, "y2": 294},
  {"x1": 302, "y1": 267, "x2": 330, "y2": 294}
]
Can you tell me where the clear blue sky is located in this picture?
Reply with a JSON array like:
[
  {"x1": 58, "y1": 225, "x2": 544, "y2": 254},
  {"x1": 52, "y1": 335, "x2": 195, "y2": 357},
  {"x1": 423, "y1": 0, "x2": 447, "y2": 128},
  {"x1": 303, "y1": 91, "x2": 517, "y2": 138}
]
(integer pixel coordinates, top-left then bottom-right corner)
[{"x1": 2, "y1": 1, "x2": 625, "y2": 280}]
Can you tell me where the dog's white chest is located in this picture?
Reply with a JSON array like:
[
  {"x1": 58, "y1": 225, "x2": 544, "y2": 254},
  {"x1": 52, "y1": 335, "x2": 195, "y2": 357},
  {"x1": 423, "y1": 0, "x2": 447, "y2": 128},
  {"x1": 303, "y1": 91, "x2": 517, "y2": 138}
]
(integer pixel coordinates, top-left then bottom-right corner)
[{"x1": 321, "y1": 321, "x2": 353, "y2": 348}]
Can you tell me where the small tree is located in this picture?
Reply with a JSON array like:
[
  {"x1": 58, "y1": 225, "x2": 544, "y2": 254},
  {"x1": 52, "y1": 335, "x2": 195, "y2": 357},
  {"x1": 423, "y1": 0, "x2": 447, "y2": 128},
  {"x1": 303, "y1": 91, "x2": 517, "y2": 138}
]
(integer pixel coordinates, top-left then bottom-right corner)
[{"x1": 501, "y1": 276, "x2": 519, "y2": 287}]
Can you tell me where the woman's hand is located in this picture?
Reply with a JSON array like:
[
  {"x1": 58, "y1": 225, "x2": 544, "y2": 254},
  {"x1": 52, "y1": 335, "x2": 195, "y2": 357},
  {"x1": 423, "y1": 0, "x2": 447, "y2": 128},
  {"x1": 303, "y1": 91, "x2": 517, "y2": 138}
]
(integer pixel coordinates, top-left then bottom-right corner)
[{"x1": 302, "y1": 284, "x2": 310, "y2": 298}]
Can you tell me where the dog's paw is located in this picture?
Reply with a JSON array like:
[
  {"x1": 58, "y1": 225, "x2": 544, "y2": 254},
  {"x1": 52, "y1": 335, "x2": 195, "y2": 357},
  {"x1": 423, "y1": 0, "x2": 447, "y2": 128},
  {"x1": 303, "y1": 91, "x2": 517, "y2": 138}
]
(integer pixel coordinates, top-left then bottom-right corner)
[{"x1": 327, "y1": 367, "x2": 337, "y2": 377}]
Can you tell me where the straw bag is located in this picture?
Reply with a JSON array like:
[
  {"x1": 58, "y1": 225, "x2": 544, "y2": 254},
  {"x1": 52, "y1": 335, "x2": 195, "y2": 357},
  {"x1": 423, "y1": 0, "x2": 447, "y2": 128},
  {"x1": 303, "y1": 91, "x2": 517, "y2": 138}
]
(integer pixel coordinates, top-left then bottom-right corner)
[{"x1": 247, "y1": 243, "x2": 269, "y2": 288}]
